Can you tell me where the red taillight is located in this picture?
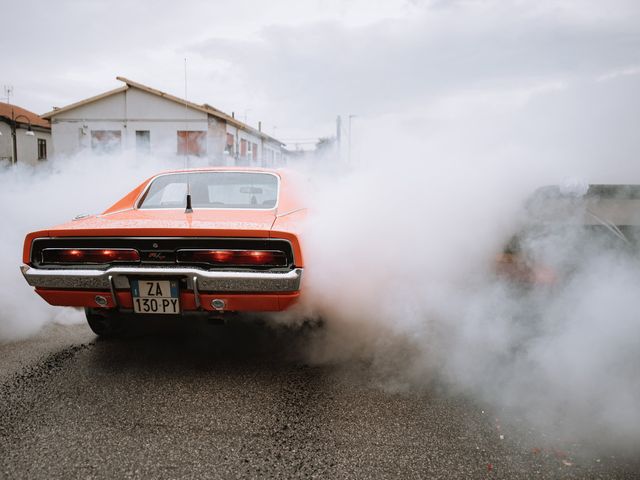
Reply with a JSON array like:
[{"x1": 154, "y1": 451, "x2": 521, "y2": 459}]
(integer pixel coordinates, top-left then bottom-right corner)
[
  {"x1": 42, "y1": 248, "x2": 140, "y2": 264},
  {"x1": 177, "y1": 249, "x2": 287, "y2": 267}
]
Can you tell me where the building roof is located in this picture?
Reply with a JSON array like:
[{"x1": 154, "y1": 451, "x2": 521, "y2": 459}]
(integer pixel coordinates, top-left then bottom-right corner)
[
  {"x1": 41, "y1": 77, "x2": 283, "y2": 145},
  {"x1": 0, "y1": 102, "x2": 50, "y2": 129}
]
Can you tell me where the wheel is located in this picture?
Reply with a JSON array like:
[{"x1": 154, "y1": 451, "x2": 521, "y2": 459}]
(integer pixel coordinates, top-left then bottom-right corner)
[{"x1": 84, "y1": 308, "x2": 125, "y2": 337}]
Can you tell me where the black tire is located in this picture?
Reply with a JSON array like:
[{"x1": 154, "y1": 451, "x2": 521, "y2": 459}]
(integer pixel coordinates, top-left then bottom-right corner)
[{"x1": 84, "y1": 308, "x2": 125, "y2": 338}]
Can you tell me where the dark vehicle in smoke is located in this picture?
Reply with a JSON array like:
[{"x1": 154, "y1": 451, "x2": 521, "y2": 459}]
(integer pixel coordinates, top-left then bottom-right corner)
[
  {"x1": 496, "y1": 184, "x2": 640, "y2": 285},
  {"x1": 20, "y1": 168, "x2": 306, "y2": 336}
]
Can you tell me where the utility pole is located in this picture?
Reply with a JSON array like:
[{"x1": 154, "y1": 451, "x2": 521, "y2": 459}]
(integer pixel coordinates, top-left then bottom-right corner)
[{"x1": 10, "y1": 110, "x2": 35, "y2": 165}]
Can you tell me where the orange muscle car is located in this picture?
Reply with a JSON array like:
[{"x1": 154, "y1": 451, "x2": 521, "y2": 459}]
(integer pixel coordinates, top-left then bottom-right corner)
[{"x1": 21, "y1": 168, "x2": 305, "y2": 336}]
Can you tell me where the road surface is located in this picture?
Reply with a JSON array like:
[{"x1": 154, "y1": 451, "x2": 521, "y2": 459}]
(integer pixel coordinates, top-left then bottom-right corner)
[{"x1": 0, "y1": 319, "x2": 638, "y2": 479}]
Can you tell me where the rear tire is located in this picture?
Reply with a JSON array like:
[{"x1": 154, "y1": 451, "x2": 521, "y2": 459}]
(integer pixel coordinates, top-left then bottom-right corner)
[{"x1": 85, "y1": 308, "x2": 124, "y2": 338}]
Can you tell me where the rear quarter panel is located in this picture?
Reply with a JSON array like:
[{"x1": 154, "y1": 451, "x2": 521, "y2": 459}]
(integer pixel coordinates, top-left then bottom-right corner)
[
  {"x1": 23, "y1": 230, "x2": 49, "y2": 264},
  {"x1": 271, "y1": 209, "x2": 307, "y2": 267}
]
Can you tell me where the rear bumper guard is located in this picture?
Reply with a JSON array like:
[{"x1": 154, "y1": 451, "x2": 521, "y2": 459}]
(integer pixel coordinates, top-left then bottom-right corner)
[{"x1": 20, "y1": 265, "x2": 303, "y2": 293}]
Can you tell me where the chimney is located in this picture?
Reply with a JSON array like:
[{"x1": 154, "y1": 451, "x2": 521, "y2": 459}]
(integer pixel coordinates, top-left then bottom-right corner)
[
  {"x1": 258, "y1": 121, "x2": 262, "y2": 132},
  {"x1": 231, "y1": 111, "x2": 235, "y2": 119}
]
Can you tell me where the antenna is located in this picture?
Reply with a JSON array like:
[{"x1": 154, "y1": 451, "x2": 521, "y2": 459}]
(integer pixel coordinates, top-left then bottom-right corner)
[
  {"x1": 3, "y1": 85, "x2": 13, "y2": 104},
  {"x1": 184, "y1": 57, "x2": 188, "y2": 169},
  {"x1": 183, "y1": 58, "x2": 193, "y2": 213}
]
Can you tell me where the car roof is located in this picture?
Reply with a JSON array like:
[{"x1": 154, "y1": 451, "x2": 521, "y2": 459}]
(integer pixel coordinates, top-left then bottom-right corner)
[{"x1": 150, "y1": 166, "x2": 285, "y2": 176}]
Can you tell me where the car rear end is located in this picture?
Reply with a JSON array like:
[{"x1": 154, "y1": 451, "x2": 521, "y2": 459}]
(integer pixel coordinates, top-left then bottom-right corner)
[
  {"x1": 22, "y1": 235, "x2": 303, "y2": 314},
  {"x1": 20, "y1": 169, "x2": 305, "y2": 334}
]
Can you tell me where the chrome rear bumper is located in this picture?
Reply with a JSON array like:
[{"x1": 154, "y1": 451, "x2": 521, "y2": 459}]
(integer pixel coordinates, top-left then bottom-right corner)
[{"x1": 20, "y1": 265, "x2": 303, "y2": 293}]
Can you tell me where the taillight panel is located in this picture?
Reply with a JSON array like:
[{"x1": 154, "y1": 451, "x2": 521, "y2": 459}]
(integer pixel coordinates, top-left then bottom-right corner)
[
  {"x1": 42, "y1": 248, "x2": 141, "y2": 265},
  {"x1": 177, "y1": 249, "x2": 288, "y2": 267},
  {"x1": 30, "y1": 238, "x2": 296, "y2": 270}
]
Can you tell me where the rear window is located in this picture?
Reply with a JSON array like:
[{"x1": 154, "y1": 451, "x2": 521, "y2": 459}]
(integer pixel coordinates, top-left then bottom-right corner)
[{"x1": 138, "y1": 172, "x2": 279, "y2": 209}]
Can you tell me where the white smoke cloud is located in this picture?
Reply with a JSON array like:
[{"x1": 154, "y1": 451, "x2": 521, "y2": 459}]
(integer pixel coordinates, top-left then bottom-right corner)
[
  {"x1": 0, "y1": 151, "x2": 191, "y2": 341},
  {"x1": 278, "y1": 77, "x2": 640, "y2": 451},
  {"x1": 1, "y1": 30, "x2": 638, "y2": 453}
]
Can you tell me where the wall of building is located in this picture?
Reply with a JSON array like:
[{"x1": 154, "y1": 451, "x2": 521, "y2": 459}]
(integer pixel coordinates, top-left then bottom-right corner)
[
  {"x1": 207, "y1": 116, "x2": 227, "y2": 165},
  {"x1": 0, "y1": 122, "x2": 12, "y2": 162},
  {"x1": 0, "y1": 121, "x2": 51, "y2": 166},
  {"x1": 48, "y1": 86, "x2": 285, "y2": 167},
  {"x1": 225, "y1": 123, "x2": 269, "y2": 167},
  {"x1": 49, "y1": 88, "x2": 211, "y2": 158},
  {"x1": 18, "y1": 129, "x2": 51, "y2": 166},
  {"x1": 262, "y1": 140, "x2": 284, "y2": 167}
]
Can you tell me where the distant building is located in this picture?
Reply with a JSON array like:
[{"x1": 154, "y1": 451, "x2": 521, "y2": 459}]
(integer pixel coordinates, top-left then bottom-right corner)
[
  {"x1": 0, "y1": 102, "x2": 51, "y2": 165},
  {"x1": 42, "y1": 77, "x2": 285, "y2": 165}
]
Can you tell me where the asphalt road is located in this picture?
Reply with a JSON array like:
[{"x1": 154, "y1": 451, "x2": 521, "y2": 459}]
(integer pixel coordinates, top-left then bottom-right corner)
[{"x1": 0, "y1": 319, "x2": 638, "y2": 479}]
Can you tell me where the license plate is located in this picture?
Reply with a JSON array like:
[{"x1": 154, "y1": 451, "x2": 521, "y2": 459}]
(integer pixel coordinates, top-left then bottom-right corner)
[{"x1": 131, "y1": 279, "x2": 180, "y2": 314}]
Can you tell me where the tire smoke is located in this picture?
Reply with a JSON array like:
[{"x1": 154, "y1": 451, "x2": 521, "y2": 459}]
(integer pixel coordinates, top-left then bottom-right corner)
[
  {"x1": 0, "y1": 152, "x2": 189, "y2": 342},
  {"x1": 1, "y1": 75, "x2": 638, "y2": 453},
  {"x1": 285, "y1": 107, "x2": 640, "y2": 451}
]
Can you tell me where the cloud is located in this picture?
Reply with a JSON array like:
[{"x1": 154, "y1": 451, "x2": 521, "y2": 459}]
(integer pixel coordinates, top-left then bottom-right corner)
[
  {"x1": 3, "y1": 0, "x2": 640, "y2": 142},
  {"x1": 596, "y1": 65, "x2": 640, "y2": 82},
  {"x1": 188, "y1": 0, "x2": 640, "y2": 139},
  {"x1": 0, "y1": 0, "x2": 409, "y2": 125}
]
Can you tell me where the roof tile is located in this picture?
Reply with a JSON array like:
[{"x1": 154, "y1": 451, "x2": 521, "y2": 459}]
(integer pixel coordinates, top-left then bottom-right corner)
[{"x1": 0, "y1": 102, "x2": 50, "y2": 129}]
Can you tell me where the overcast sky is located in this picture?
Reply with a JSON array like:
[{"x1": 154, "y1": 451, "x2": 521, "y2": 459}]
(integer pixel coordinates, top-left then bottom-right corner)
[{"x1": 2, "y1": 0, "x2": 639, "y2": 148}]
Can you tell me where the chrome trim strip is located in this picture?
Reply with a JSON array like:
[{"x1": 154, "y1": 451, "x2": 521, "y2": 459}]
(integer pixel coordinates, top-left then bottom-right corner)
[
  {"x1": 192, "y1": 276, "x2": 201, "y2": 308},
  {"x1": 108, "y1": 275, "x2": 119, "y2": 308},
  {"x1": 20, "y1": 265, "x2": 303, "y2": 293}
]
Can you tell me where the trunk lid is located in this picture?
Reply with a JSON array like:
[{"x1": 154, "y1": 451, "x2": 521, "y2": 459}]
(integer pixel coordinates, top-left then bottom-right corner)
[{"x1": 44, "y1": 208, "x2": 277, "y2": 238}]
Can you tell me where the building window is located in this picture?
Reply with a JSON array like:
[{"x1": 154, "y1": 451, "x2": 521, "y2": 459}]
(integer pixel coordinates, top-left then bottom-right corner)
[
  {"x1": 177, "y1": 131, "x2": 206, "y2": 156},
  {"x1": 37, "y1": 139, "x2": 47, "y2": 160},
  {"x1": 252, "y1": 142, "x2": 258, "y2": 162},
  {"x1": 136, "y1": 130, "x2": 150, "y2": 153},
  {"x1": 91, "y1": 130, "x2": 122, "y2": 153},
  {"x1": 264, "y1": 148, "x2": 274, "y2": 166},
  {"x1": 225, "y1": 133, "x2": 235, "y2": 155}
]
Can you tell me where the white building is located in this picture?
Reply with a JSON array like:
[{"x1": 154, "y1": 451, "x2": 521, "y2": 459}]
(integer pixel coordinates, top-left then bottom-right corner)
[
  {"x1": 0, "y1": 102, "x2": 51, "y2": 166},
  {"x1": 42, "y1": 77, "x2": 284, "y2": 166}
]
